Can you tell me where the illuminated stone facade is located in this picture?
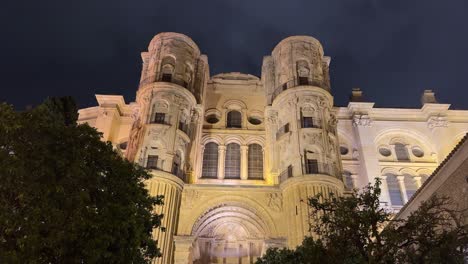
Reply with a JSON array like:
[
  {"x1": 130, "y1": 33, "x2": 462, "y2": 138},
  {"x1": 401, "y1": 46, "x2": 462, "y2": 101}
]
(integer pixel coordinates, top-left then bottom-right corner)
[{"x1": 78, "y1": 33, "x2": 468, "y2": 263}]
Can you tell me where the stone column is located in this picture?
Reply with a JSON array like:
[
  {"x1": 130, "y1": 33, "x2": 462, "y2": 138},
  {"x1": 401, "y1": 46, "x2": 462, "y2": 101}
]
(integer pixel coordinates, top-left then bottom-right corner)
[
  {"x1": 241, "y1": 145, "x2": 249, "y2": 180},
  {"x1": 396, "y1": 175, "x2": 409, "y2": 203},
  {"x1": 379, "y1": 175, "x2": 391, "y2": 207},
  {"x1": 413, "y1": 176, "x2": 422, "y2": 189},
  {"x1": 174, "y1": 235, "x2": 195, "y2": 264},
  {"x1": 217, "y1": 145, "x2": 226, "y2": 179}
]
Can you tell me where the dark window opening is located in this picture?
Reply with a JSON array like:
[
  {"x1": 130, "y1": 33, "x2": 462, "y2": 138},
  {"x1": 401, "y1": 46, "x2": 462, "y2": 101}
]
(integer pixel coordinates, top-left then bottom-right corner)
[
  {"x1": 171, "y1": 162, "x2": 179, "y2": 176},
  {"x1": 299, "y1": 77, "x2": 309, "y2": 85},
  {"x1": 202, "y1": 143, "x2": 218, "y2": 178},
  {"x1": 162, "y1": 73, "x2": 172, "y2": 82},
  {"x1": 302, "y1": 117, "x2": 314, "y2": 128},
  {"x1": 154, "y1": 113, "x2": 166, "y2": 124},
  {"x1": 305, "y1": 159, "x2": 319, "y2": 174},
  {"x1": 146, "y1": 155, "x2": 158, "y2": 170},
  {"x1": 227, "y1": 111, "x2": 242, "y2": 128},
  {"x1": 225, "y1": 143, "x2": 241, "y2": 179}
]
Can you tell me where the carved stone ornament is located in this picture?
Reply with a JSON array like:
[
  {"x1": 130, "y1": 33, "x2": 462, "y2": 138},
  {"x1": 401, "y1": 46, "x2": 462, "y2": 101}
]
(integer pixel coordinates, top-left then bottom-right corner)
[
  {"x1": 303, "y1": 132, "x2": 322, "y2": 147},
  {"x1": 191, "y1": 108, "x2": 200, "y2": 123},
  {"x1": 352, "y1": 149, "x2": 360, "y2": 159},
  {"x1": 427, "y1": 115, "x2": 448, "y2": 129},
  {"x1": 266, "y1": 193, "x2": 283, "y2": 212},
  {"x1": 131, "y1": 106, "x2": 140, "y2": 121},
  {"x1": 182, "y1": 190, "x2": 199, "y2": 209},
  {"x1": 148, "y1": 127, "x2": 169, "y2": 140},
  {"x1": 352, "y1": 114, "x2": 372, "y2": 127},
  {"x1": 178, "y1": 136, "x2": 188, "y2": 149},
  {"x1": 328, "y1": 137, "x2": 336, "y2": 155},
  {"x1": 318, "y1": 97, "x2": 328, "y2": 109},
  {"x1": 328, "y1": 114, "x2": 337, "y2": 131},
  {"x1": 266, "y1": 111, "x2": 278, "y2": 124}
]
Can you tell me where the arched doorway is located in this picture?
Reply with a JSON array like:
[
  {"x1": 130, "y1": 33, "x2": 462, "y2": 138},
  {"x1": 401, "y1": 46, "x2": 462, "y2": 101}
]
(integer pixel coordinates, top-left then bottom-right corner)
[{"x1": 191, "y1": 204, "x2": 268, "y2": 264}]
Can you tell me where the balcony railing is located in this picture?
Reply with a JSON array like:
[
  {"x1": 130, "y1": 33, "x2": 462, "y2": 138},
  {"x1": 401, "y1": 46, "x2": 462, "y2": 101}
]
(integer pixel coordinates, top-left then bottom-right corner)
[
  {"x1": 143, "y1": 159, "x2": 187, "y2": 183},
  {"x1": 279, "y1": 165, "x2": 293, "y2": 183},
  {"x1": 139, "y1": 73, "x2": 189, "y2": 89},
  {"x1": 302, "y1": 162, "x2": 340, "y2": 178},
  {"x1": 271, "y1": 78, "x2": 327, "y2": 102},
  {"x1": 278, "y1": 162, "x2": 341, "y2": 183},
  {"x1": 178, "y1": 121, "x2": 190, "y2": 135}
]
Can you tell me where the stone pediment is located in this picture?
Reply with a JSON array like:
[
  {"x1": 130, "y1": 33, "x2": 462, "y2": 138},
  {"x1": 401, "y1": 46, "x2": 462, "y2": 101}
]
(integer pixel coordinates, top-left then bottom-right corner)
[{"x1": 211, "y1": 72, "x2": 260, "y2": 82}]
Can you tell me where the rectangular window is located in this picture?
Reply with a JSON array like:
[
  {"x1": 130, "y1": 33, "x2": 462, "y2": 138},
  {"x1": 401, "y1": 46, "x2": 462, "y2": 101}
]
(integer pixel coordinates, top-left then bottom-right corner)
[
  {"x1": 146, "y1": 155, "x2": 158, "y2": 170},
  {"x1": 154, "y1": 113, "x2": 166, "y2": 124},
  {"x1": 298, "y1": 77, "x2": 309, "y2": 85},
  {"x1": 302, "y1": 117, "x2": 314, "y2": 128},
  {"x1": 161, "y1": 73, "x2": 172, "y2": 82},
  {"x1": 305, "y1": 159, "x2": 319, "y2": 174}
]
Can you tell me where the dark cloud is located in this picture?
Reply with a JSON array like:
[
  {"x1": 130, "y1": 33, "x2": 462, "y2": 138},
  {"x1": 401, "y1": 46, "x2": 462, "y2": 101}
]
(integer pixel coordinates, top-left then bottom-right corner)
[{"x1": 1, "y1": 0, "x2": 468, "y2": 109}]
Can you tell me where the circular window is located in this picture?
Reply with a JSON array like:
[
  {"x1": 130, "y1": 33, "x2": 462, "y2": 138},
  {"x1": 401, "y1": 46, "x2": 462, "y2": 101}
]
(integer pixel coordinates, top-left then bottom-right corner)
[
  {"x1": 248, "y1": 117, "x2": 262, "y2": 125},
  {"x1": 379, "y1": 147, "x2": 391, "y2": 157},
  {"x1": 340, "y1": 146, "x2": 349, "y2": 155},
  {"x1": 412, "y1": 147, "x2": 424, "y2": 158},
  {"x1": 206, "y1": 114, "x2": 220, "y2": 124}
]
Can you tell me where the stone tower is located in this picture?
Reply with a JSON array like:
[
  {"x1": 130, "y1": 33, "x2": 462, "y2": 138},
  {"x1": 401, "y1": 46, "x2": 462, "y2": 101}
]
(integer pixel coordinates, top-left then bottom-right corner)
[
  {"x1": 262, "y1": 36, "x2": 344, "y2": 247},
  {"x1": 125, "y1": 33, "x2": 208, "y2": 264}
]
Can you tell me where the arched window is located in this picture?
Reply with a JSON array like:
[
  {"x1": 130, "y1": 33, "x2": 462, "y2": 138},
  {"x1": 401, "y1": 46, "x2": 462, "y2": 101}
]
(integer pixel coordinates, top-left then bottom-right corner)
[
  {"x1": 343, "y1": 171, "x2": 354, "y2": 190},
  {"x1": 297, "y1": 60, "x2": 310, "y2": 85},
  {"x1": 248, "y1": 144, "x2": 263, "y2": 179},
  {"x1": 227, "y1": 111, "x2": 242, "y2": 128},
  {"x1": 404, "y1": 175, "x2": 418, "y2": 199},
  {"x1": 394, "y1": 143, "x2": 410, "y2": 161},
  {"x1": 225, "y1": 143, "x2": 241, "y2": 179},
  {"x1": 386, "y1": 174, "x2": 403, "y2": 206},
  {"x1": 160, "y1": 56, "x2": 175, "y2": 82},
  {"x1": 202, "y1": 143, "x2": 218, "y2": 178}
]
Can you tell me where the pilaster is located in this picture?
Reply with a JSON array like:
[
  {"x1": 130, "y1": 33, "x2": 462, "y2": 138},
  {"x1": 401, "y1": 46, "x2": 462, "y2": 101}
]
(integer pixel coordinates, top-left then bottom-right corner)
[
  {"x1": 174, "y1": 235, "x2": 195, "y2": 264},
  {"x1": 396, "y1": 175, "x2": 409, "y2": 204},
  {"x1": 217, "y1": 145, "x2": 226, "y2": 179},
  {"x1": 240, "y1": 145, "x2": 249, "y2": 180}
]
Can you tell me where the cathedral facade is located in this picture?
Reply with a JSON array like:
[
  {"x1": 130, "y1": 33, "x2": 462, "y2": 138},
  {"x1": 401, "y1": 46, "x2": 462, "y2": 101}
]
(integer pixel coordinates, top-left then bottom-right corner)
[{"x1": 77, "y1": 32, "x2": 468, "y2": 264}]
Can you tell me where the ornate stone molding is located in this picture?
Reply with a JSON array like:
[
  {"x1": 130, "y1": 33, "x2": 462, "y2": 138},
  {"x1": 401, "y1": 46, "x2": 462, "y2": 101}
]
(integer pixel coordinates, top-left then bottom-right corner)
[
  {"x1": 266, "y1": 193, "x2": 283, "y2": 212},
  {"x1": 427, "y1": 115, "x2": 448, "y2": 129},
  {"x1": 266, "y1": 110, "x2": 278, "y2": 125},
  {"x1": 352, "y1": 114, "x2": 372, "y2": 127}
]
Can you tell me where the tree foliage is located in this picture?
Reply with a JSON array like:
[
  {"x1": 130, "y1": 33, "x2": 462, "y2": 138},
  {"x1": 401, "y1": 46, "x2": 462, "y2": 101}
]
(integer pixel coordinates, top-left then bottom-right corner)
[
  {"x1": 0, "y1": 98, "x2": 164, "y2": 263},
  {"x1": 257, "y1": 179, "x2": 467, "y2": 264}
]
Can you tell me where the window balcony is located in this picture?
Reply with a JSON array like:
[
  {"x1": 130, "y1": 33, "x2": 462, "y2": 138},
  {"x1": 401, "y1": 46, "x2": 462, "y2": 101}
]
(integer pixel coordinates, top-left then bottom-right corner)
[
  {"x1": 139, "y1": 74, "x2": 189, "y2": 89},
  {"x1": 271, "y1": 78, "x2": 327, "y2": 102},
  {"x1": 278, "y1": 162, "x2": 341, "y2": 183}
]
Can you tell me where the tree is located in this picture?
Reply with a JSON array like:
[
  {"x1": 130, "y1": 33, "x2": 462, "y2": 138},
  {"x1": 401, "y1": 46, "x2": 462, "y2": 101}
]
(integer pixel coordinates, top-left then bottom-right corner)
[
  {"x1": 0, "y1": 98, "x2": 164, "y2": 263},
  {"x1": 256, "y1": 179, "x2": 468, "y2": 264}
]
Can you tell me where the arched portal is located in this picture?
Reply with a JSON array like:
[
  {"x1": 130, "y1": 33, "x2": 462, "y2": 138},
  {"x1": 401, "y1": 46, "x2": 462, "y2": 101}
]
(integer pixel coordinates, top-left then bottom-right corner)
[{"x1": 191, "y1": 203, "x2": 269, "y2": 264}]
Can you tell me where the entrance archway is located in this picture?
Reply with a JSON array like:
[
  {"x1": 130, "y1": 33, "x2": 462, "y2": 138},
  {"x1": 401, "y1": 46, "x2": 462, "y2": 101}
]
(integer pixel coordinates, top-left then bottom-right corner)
[{"x1": 191, "y1": 203, "x2": 268, "y2": 264}]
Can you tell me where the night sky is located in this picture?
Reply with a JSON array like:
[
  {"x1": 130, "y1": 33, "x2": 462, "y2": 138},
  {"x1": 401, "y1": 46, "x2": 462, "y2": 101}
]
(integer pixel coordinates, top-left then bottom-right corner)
[{"x1": 2, "y1": 0, "x2": 468, "y2": 109}]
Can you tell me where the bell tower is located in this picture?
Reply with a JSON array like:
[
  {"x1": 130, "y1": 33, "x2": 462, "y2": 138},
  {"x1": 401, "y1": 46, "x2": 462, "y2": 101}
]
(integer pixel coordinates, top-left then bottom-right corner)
[
  {"x1": 262, "y1": 36, "x2": 344, "y2": 247},
  {"x1": 125, "y1": 32, "x2": 208, "y2": 264}
]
